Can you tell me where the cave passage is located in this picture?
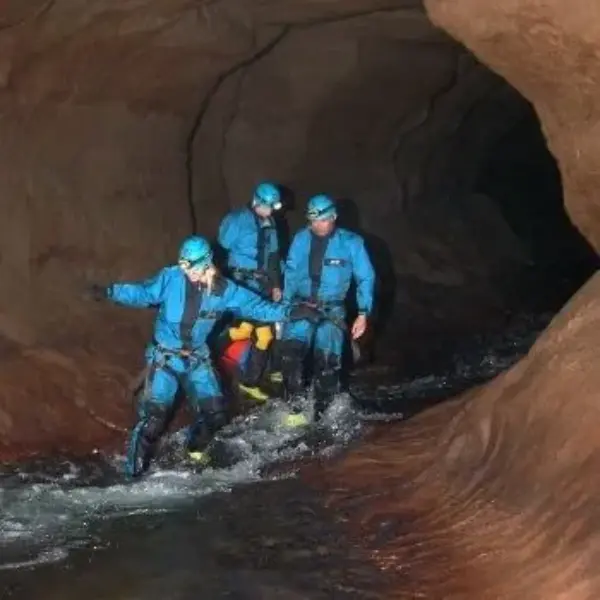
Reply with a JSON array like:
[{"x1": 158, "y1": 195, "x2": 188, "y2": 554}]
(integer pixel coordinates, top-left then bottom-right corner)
[
  {"x1": 2, "y1": 1, "x2": 600, "y2": 596},
  {"x1": 187, "y1": 11, "x2": 599, "y2": 383},
  {"x1": 0, "y1": 1, "x2": 597, "y2": 460}
]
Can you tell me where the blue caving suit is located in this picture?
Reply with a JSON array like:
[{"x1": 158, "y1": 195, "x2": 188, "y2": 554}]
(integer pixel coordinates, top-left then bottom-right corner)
[
  {"x1": 218, "y1": 207, "x2": 283, "y2": 387},
  {"x1": 281, "y1": 226, "x2": 375, "y2": 418},
  {"x1": 106, "y1": 266, "x2": 289, "y2": 476},
  {"x1": 218, "y1": 207, "x2": 282, "y2": 296}
]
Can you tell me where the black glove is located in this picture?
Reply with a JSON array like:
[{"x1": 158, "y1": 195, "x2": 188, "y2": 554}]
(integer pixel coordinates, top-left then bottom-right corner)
[
  {"x1": 289, "y1": 303, "x2": 323, "y2": 325},
  {"x1": 86, "y1": 283, "x2": 108, "y2": 302}
]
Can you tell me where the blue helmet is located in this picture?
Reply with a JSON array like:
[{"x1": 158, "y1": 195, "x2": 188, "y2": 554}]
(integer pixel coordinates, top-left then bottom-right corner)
[
  {"x1": 306, "y1": 194, "x2": 337, "y2": 221},
  {"x1": 178, "y1": 235, "x2": 213, "y2": 269},
  {"x1": 252, "y1": 181, "x2": 282, "y2": 210}
]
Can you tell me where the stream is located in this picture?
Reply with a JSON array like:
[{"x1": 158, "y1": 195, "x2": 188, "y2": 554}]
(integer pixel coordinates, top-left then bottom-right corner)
[{"x1": 0, "y1": 313, "x2": 550, "y2": 599}]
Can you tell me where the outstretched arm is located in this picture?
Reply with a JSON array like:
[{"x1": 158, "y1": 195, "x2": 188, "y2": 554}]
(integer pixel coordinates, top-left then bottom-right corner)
[
  {"x1": 107, "y1": 268, "x2": 169, "y2": 308},
  {"x1": 225, "y1": 282, "x2": 289, "y2": 323}
]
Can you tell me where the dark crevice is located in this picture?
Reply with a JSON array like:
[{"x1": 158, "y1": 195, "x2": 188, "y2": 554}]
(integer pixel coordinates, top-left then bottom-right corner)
[
  {"x1": 420, "y1": 80, "x2": 523, "y2": 209},
  {"x1": 392, "y1": 53, "x2": 462, "y2": 211},
  {"x1": 391, "y1": 47, "x2": 464, "y2": 211},
  {"x1": 182, "y1": 2, "x2": 599, "y2": 381},
  {"x1": 0, "y1": 0, "x2": 55, "y2": 32},
  {"x1": 267, "y1": 3, "x2": 425, "y2": 29},
  {"x1": 393, "y1": 60, "x2": 514, "y2": 215},
  {"x1": 185, "y1": 5, "x2": 429, "y2": 232},
  {"x1": 185, "y1": 26, "x2": 291, "y2": 233},
  {"x1": 218, "y1": 71, "x2": 245, "y2": 210}
]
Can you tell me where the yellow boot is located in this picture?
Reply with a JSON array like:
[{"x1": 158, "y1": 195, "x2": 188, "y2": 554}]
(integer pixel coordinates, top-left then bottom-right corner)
[
  {"x1": 187, "y1": 450, "x2": 210, "y2": 466},
  {"x1": 282, "y1": 412, "x2": 308, "y2": 428},
  {"x1": 238, "y1": 383, "x2": 270, "y2": 403},
  {"x1": 269, "y1": 371, "x2": 283, "y2": 384}
]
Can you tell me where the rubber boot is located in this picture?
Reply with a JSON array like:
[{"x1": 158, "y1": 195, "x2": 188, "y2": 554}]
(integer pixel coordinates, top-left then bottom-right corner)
[
  {"x1": 239, "y1": 345, "x2": 270, "y2": 403},
  {"x1": 268, "y1": 339, "x2": 283, "y2": 384},
  {"x1": 278, "y1": 340, "x2": 310, "y2": 427},
  {"x1": 186, "y1": 404, "x2": 228, "y2": 466},
  {"x1": 125, "y1": 405, "x2": 169, "y2": 478},
  {"x1": 313, "y1": 352, "x2": 341, "y2": 423}
]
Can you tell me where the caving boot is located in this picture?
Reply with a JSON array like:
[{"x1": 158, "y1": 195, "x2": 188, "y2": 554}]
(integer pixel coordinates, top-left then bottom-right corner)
[
  {"x1": 238, "y1": 345, "x2": 271, "y2": 403},
  {"x1": 124, "y1": 405, "x2": 170, "y2": 478},
  {"x1": 281, "y1": 390, "x2": 309, "y2": 428},
  {"x1": 186, "y1": 450, "x2": 211, "y2": 466},
  {"x1": 238, "y1": 382, "x2": 270, "y2": 403},
  {"x1": 125, "y1": 422, "x2": 153, "y2": 478},
  {"x1": 184, "y1": 420, "x2": 212, "y2": 468},
  {"x1": 269, "y1": 371, "x2": 283, "y2": 384},
  {"x1": 184, "y1": 404, "x2": 228, "y2": 469}
]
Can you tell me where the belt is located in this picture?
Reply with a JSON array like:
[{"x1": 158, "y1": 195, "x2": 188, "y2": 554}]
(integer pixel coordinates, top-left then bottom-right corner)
[
  {"x1": 153, "y1": 342, "x2": 208, "y2": 360},
  {"x1": 294, "y1": 297, "x2": 344, "y2": 309}
]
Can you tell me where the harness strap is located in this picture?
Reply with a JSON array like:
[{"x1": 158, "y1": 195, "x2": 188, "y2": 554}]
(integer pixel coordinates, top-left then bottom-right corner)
[
  {"x1": 292, "y1": 297, "x2": 347, "y2": 331},
  {"x1": 232, "y1": 267, "x2": 268, "y2": 281},
  {"x1": 197, "y1": 310, "x2": 223, "y2": 320},
  {"x1": 294, "y1": 296, "x2": 345, "y2": 310},
  {"x1": 152, "y1": 342, "x2": 211, "y2": 362}
]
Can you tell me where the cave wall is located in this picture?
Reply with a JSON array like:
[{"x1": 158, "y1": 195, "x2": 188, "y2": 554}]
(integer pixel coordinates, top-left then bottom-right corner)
[
  {"x1": 2, "y1": 0, "x2": 600, "y2": 595},
  {"x1": 0, "y1": 0, "x2": 558, "y2": 455},
  {"x1": 425, "y1": 0, "x2": 600, "y2": 254},
  {"x1": 300, "y1": 2, "x2": 600, "y2": 597},
  {"x1": 192, "y1": 9, "x2": 554, "y2": 351}
]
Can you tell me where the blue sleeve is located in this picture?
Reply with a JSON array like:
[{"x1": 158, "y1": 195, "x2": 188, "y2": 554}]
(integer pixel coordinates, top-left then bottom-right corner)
[
  {"x1": 218, "y1": 212, "x2": 238, "y2": 252},
  {"x1": 107, "y1": 268, "x2": 169, "y2": 308},
  {"x1": 350, "y1": 238, "x2": 375, "y2": 315},
  {"x1": 283, "y1": 234, "x2": 302, "y2": 303},
  {"x1": 225, "y1": 283, "x2": 289, "y2": 323}
]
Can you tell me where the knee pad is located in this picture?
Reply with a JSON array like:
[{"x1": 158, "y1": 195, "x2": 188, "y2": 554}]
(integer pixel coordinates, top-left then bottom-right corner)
[
  {"x1": 280, "y1": 340, "x2": 307, "y2": 395},
  {"x1": 314, "y1": 350, "x2": 342, "y2": 371},
  {"x1": 229, "y1": 321, "x2": 254, "y2": 341},
  {"x1": 279, "y1": 339, "x2": 306, "y2": 362},
  {"x1": 314, "y1": 352, "x2": 341, "y2": 399},
  {"x1": 280, "y1": 341, "x2": 305, "y2": 375},
  {"x1": 204, "y1": 408, "x2": 228, "y2": 434},
  {"x1": 187, "y1": 397, "x2": 227, "y2": 451},
  {"x1": 198, "y1": 395, "x2": 226, "y2": 415},
  {"x1": 139, "y1": 402, "x2": 171, "y2": 444},
  {"x1": 126, "y1": 403, "x2": 169, "y2": 478},
  {"x1": 254, "y1": 326, "x2": 274, "y2": 351}
]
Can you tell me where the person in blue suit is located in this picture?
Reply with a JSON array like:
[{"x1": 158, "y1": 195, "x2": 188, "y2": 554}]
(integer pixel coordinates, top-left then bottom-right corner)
[
  {"x1": 218, "y1": 181, "x2": 285, "y2": 402},
  {"x1": 88, "y1": 235, "x2": 318, "y2": 478},
  {"x1": 280, "y1": 194, "x2": 375, "y2": 425}
]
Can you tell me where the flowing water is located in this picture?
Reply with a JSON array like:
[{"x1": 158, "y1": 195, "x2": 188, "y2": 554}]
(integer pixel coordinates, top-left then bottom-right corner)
[{"x1": 0, "y1": 314, "x2": 550, "y2": 599}]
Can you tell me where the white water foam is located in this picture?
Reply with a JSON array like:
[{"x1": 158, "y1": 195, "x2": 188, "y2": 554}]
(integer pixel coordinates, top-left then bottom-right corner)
[{"x1": 0, "y1": 393, "x2": 362, "y2": 571}]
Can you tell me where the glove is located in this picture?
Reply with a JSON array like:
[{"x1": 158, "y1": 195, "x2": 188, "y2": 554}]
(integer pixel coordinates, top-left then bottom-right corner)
[
  {"x1": 289, "y1": 303, "x2": 323, "y2": 325},
  {"x1": 86, "y1": 283, "x2": 108, "y2": 302}
]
